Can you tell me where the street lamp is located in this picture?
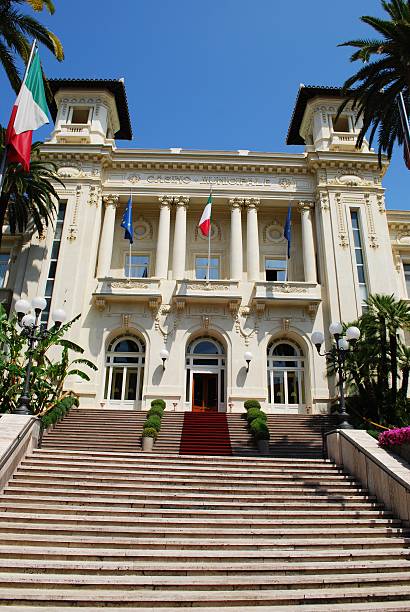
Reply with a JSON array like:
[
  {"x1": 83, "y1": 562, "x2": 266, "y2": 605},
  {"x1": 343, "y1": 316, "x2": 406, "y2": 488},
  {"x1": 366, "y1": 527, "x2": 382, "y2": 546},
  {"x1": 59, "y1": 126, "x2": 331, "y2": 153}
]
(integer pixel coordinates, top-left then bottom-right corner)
[
  {"x1": 312, "y1": 323, "x2": 360, "y2": 429},
  {"x1": 244, "y1": 351, "x2": 253, "y2": 373},
  {"x1": 15, "y1": 297, "x2": 67, "y2": 415},
  {"x1": 160, "y1": 348, "x2": 169, "y2": 370}
]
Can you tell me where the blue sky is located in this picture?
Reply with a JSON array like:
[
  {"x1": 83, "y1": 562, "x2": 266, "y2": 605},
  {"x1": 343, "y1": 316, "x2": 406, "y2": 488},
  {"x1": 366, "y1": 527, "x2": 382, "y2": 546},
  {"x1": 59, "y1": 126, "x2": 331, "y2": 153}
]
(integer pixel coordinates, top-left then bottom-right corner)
[{"x1": 1, "y1": 0, "x2": 408, "y2": 209}]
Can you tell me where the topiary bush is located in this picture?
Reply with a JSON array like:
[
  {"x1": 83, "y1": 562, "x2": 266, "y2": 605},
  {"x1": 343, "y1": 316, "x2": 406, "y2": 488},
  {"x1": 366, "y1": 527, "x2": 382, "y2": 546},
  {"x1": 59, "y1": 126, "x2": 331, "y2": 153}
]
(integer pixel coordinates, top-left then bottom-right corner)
[
  {"x1": 151, "y1": 399, "x2": 166, "y2": 410},
  {"x1": 142, "y1": 427, "x2": 158, "y2": 439},
  {"x1": 250, "y1": 418, "x2": 270, "y2": 441},
  {"x1": 244, "y1": 399, "x2": 261, "y2": 411},
  {"x1": 246, "y1": 408, "x2": 267, "y2": 423},
  {"x1": 148, "y1": 405, "x2": 164, "y2": 418},
  {"x1": 143, "y1": 415, "x2": 161, "y2": 431}
]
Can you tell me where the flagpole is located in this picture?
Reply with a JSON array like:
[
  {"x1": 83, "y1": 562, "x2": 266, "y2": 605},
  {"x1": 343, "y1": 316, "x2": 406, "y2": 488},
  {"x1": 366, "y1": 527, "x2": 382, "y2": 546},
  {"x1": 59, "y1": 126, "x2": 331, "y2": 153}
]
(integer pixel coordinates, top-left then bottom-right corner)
[
  {"x1": 398, "y1": 91, "x2": 410, "y2": 163},
  {"x1": 128, "y1": 191, "x2": 132, "y2": 280},
  {"x1": 207, "y1": 187, "x2": 212, "y2": 282},
  {"x1": 0, "y1": 39, "x2": 37, "y2": 197}
]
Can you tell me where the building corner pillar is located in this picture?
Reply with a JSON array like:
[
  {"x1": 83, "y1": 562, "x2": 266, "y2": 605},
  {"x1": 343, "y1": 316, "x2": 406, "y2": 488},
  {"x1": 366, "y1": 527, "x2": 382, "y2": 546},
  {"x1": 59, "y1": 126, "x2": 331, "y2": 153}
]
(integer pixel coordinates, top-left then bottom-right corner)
[
  {"x1": 229, "y1": 198, "x2": 244, "y2": 281},
  {"x1": 96, "y1": 194, "x2": 118, "y2": 278},
  {"x1": 246, "y1": 198, "x2": 260, "y2": 282},
  {"x1": 155, "y1": 196, "x2": 172, "y2": 279},
  {"x1": 299, "y1": 201, "x2": 317, "y2": 283}
]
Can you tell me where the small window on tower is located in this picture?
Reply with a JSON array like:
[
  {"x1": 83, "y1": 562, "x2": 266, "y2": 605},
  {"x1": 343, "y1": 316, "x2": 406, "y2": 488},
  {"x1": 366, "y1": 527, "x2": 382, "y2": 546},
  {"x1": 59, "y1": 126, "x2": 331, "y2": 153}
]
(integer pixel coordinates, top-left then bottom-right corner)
[
  {"x1": 70, "y1": 107, "x2": 91, "y2": 124},
  {"x1": 331, "y1": 115, "x2": 350, "y2": 132}
]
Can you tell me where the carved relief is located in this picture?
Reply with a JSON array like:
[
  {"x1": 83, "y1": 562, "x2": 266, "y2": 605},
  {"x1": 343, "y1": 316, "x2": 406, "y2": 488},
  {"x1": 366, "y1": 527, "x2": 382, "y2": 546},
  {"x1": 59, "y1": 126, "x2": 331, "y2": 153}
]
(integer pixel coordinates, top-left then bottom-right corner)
[
  {"x1": 134, "y1": 216, "x2": 153, "y2": 240},
  {"x1": 88, "y1": 185, "x2": 101, "y2": 207},
  {"x1": 110, "y1": 281, "x2": 149, "y2": 289},
  {"x1": 364, "y1": 193, "x2": 379, "y2": 248},
  {"x1": 194, "y1": 221, "x2": 222, "y2": 241},
  {"x1": 263, "y1": 220, "x2": 285, "y2": 244},
  {"x1": 377, "y1": 193, "x2": 386, "y2": 213},
  {"x1": 335, "y1": 192, "x2": 349, "y2": 248},
  {"x1": 128, "y1": 174, "x2": 141, "y2": 183},
  {"x1": 317, "y1": 191, "x2": 330, "y2": 211}
]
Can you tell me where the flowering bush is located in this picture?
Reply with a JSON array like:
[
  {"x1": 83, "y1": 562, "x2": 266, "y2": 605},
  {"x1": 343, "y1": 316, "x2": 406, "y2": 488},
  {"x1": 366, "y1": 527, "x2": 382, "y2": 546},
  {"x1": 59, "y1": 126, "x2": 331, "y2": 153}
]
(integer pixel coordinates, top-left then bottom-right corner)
[{"x1": 379, "y1": 427, "x2": 410, "y2": 448}]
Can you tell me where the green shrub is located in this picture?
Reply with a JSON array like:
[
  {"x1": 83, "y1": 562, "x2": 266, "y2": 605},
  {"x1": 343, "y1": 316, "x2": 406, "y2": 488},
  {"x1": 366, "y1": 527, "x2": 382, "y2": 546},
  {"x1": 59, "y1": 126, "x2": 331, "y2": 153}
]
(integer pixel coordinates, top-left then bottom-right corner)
[
  {"x1": 246, "y1": 408, "x2": 267, "y2": 423},
  {"x1": 148, "y1": 405, "x2": 164, "y2": 418},
  {"x1": 244, "y1": 399, "x2": 261, "y2": 411},
  {"x1": 151, "y1": 399, "x2": 166, "y2": 410},
  {"x1": 142, "y1": 427, "x2": 158, "y2": 439},
  {"x1": 143, "y1": 415, "x2": 161, "y2": 431},
  {"x1": 250, "y1": 418, "x2": 270, "y2": 441}
]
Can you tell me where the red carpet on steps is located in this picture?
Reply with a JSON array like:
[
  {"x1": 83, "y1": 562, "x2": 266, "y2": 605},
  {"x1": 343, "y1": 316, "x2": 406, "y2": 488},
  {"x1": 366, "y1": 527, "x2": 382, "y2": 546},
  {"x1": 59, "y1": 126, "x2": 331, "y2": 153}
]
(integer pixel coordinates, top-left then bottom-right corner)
[{"x1": 179, "y1": 413, "x2": 233, "y2": 455}]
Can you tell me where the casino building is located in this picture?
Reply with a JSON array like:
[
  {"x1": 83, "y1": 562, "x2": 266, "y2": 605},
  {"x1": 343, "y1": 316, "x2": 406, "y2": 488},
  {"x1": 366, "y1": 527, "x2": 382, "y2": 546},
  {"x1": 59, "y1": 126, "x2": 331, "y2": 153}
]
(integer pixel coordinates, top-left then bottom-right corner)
[{"x1": 0, "y1": 79, "x2": 408, "y2": 414}]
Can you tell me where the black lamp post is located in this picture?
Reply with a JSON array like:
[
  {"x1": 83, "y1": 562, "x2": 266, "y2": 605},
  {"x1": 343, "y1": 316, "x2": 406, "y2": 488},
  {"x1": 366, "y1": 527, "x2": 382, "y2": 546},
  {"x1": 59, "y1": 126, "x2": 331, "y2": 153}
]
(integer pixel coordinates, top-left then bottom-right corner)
[
  {"x1": 14, "y1": 297, "x2": 67, "y2": 416},
  {"x1": 312, "y1": 323, "x2": 361, "y2": 429}
]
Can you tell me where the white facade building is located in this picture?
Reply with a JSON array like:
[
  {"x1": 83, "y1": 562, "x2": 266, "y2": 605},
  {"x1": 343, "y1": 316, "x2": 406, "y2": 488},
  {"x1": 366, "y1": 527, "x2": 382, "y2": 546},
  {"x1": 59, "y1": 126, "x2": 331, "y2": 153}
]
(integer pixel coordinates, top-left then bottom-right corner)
[{"x1": 0, "y1": 79, "x2": 407, "y2": 414}]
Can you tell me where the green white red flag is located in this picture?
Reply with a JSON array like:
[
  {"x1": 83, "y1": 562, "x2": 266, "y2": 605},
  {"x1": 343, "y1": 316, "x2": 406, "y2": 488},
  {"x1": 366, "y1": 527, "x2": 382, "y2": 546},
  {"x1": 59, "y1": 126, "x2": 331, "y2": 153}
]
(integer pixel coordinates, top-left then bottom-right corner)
[
  {"x1": 6, "y1": 50, "x2": 49, "y2": 171},
  {"x1": 198, "y1": 194, "x2": 212, "y2": 236}
]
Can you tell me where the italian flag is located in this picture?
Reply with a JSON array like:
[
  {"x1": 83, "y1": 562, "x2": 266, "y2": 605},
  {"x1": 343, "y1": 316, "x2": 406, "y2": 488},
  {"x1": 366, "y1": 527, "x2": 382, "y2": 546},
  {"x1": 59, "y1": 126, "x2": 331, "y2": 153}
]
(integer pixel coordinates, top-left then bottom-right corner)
[
  {"x1": 198, "y1": 194, "x2": 212, "y2": 236},
  {"x1": 6, "y1": 50, "x2": 49, "y2": 172}
]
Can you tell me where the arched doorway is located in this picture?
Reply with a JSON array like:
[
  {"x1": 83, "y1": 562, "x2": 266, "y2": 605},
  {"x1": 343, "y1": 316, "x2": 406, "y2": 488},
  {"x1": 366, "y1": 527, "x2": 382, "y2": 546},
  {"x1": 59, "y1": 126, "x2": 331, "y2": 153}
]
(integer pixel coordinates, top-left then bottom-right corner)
[
  {"x1": 267, "y1": 340, "x2": 305, "y2": 413},
  {"x1": 104, "y1": 336, "x2": 145, "y2": 408},
  {"x1": 185, "y1": 338, "x2": 226, "y2": 412}
]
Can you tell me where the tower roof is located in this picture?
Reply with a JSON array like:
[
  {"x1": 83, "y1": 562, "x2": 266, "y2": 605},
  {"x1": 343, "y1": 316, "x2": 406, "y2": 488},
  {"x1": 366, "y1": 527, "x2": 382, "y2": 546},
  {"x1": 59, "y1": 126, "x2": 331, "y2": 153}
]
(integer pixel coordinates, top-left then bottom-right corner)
[
  {"x1": 287, "y1": 85, "x2": 350, "y2": 145},
  {"x1": 47, "y1": 78, "x2": 132, "y2": 140}
]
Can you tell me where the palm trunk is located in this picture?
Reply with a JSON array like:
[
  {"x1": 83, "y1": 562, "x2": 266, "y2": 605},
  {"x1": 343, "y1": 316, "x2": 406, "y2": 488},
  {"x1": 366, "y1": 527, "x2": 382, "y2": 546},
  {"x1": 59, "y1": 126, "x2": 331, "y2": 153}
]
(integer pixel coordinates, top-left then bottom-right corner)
[
  {"x1": 390, "y1": 332, "x2": 398, "y2": 404},
  {"x1": 378, "y1": 316, "x2": 389, "y2": 396},
  {"x1": 0, "y1": 192, "x2": 8, "y2": 249},
  {"x1": 401, "y1": 367, "x2": 410, "y2": 398}
]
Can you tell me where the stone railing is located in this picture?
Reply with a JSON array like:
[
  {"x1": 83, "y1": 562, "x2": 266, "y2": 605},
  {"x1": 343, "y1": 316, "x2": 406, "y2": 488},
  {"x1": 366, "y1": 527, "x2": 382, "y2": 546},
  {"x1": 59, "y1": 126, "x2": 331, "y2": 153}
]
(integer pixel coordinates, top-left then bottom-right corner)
[
  {"x1": 254, "y1": 281, "x2": 321, "y2": 301},
  {"x1": 56, "y1": 124, "x2": 90, "y2": 144},
  {"x1": 329, "y1": 132, "x2": 357, "y2": 151},
  {"x1": 92, "y1": 277, "x2": 162, "y2": 311}
]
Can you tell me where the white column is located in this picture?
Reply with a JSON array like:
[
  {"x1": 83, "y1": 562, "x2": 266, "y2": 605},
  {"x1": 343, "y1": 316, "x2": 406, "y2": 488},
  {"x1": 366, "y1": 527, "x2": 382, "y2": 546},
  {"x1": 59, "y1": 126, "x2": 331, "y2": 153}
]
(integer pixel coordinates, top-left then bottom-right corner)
[
  {"x1": 299, "y1": 201, "x2": 317, "y2": 283},
  {"x1": 172, "y1": 196, "x2": 189, "y2": 280},
  {"x1": 96, "y1": 194, "x2": 118, "y2": 278},
  {"x1": 229, "y1": 198, "x2": 243, "y2": 281},
  {"x1": 155, "y1": 196, "x2": 172, "y2": 279},
  {"x1": 246, "y1": 198, "x2": 260, "y2": 282}
]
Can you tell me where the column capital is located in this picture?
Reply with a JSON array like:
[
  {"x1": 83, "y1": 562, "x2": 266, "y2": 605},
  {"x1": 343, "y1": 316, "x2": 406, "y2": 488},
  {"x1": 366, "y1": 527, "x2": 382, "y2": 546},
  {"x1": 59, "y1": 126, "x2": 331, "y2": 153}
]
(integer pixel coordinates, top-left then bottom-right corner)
[
  {"x1": 173, "y1": 195, "x2": 189, "y2": 208},
  {"x1": 298, "y1": 201, "x2": 315, "y2": 213},
  {"x1": 158, "y1": 196, "x2": 173, "y2": 209},
  {"x1": 103, "y1": 194, "x2": 119, "y2": 208},
  {"x1": 229, "y1": 197, "x2": 244, "y2": 210},
  {"x1": 244, "y1": 197, "x2": 260, "y2": 210}
]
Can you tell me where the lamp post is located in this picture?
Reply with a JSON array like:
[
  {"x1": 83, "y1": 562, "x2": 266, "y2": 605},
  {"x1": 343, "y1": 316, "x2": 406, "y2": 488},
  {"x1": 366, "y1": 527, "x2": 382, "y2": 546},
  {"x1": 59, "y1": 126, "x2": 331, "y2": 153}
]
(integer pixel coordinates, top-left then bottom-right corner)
[
  {"x1": 244, "y1": 351, "x2": 253, "y2": 373},
  {"x1": 312, "y1": 323, "x2": 360, "y2": 429},
  {"x1": 160, "y1": 348, "x2": 169, "y2": 370},
  {"x1": 14, "y1": 297, "x2": 67, "y2": 415}
]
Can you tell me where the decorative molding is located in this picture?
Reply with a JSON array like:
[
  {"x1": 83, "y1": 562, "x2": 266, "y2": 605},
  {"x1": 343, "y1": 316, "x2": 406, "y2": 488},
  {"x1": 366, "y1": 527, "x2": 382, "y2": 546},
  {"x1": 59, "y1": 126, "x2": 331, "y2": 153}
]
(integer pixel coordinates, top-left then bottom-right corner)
[
  {"x1": 67, "y1": 227, "x2": 77, "y2": 242},
  {"x1": 186, "y1": 283, "x2": 230, "y2": 291},
  {"x1": 270, "y1": 283, "x2": 308, "y2": 294},
  {"x1": 128, "y1": 174, "x2": 141, "y2": 184},
  {"x1": 122, "y1": 314, "x2": 130, "y2": 330},
  {"x1": 244, "y1": 197, "x2": 260, "y2": 210},
  {"x1": 317, "y1": 191, "x2": 330, "y2": 211},
  {"x1": 263, "y1": 220, "x2": 285, "y2": 244},
  {"x1": 173, "y1": 195, "x2": 189, "y2": 208},
  {"x1": 88, "y1": 185, "x2": 101, "y2": 207},
  {"x1": 228, "y1": 197, "x2": 244, "y2": 210},
  {"x1": 94, "y1": 297, "x2": 106, "y2": 312},
  {"x1": 335, "y1": 192, "x2": 349, "y2": 248},
  {"x1": 377, "y1": 193, "x2": 386, "y2": 213},
  {"x1": 158, "y1": 195, "x2": 173, "y2": 209},
  {"x1": 364, "y1": 193, "x2": 379, "y2": 248},
  {"x1": 154, "y1": 303, "x2": 177, "y2": 341},
  {"x1": 298, "y1": 201, "x2": 314, "y2": 214},
  {"x1": 110, "y1": 280, "x2": 149, "y2": 289},
  {"x1": 278, "y1": 177, "x2": 296, "y2": 189},
  {"x1": 234, "y1": 311, "x2": 259, "y2": 346},
  {"x1": 134, "y1": 216, "x2": 153, "y2": 240},
  {"x1": 282, "y1": 318, "x2": 291, "y2": 332}
]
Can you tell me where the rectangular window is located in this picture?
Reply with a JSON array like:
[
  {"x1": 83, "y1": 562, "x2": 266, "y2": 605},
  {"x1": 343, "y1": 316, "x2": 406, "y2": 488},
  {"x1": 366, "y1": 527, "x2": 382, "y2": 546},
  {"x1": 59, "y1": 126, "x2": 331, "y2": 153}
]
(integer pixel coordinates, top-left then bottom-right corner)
[
  {"x1": 41, "y1": 202, "x2": 67, "y2": 324},
  {"x1": 124, "y1": 254, "x2": 149, "y2": 278},
  {"x1": 265, "y1": 258, "x2": 286, "y2": 282},
  {"x1": 331, "y1": 114, "x2": 350, "y2": 132},
  {"x1": 0, "y1": 253, "x2": 9, "y2": 288},
  {"x1": 350, "y1": 210, "x2": 368, "y2": 307},
  {"x1": 195, "y1": 256, "x2": 219, "y2": 280},
  {"x1": 404, "y1": 264, "x2": 410, "y2": 298},
  {"x1": 70, "y1": 107, "x2": 91, "y2": 124}
]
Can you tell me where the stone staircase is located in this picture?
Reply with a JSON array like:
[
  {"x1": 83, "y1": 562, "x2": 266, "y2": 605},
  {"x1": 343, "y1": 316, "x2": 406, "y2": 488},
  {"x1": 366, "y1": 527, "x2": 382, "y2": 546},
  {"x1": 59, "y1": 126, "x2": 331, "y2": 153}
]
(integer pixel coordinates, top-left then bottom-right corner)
[
  {"x1": 180, "y1": 412, "x2": 232, "y2": 455},
  {"x1": 0, "y1": 448, "x2": 410, "y2": 608}
]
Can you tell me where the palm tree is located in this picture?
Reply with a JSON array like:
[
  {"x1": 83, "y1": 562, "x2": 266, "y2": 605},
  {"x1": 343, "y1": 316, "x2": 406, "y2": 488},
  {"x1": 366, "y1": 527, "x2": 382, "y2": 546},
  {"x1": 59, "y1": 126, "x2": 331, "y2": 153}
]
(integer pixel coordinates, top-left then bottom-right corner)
[
  {"x1": 0, "y1": 0, "x2": 63, "y2": 93},
  {"x1": 0, "y1": 141, "x2": 63, "y2": 247},
  {"x1": 338, "y1": 0, "x2": 410, "y2": 165},
  {"x1": 399, "y1": 345, "x2": 410, "y2": 398}
]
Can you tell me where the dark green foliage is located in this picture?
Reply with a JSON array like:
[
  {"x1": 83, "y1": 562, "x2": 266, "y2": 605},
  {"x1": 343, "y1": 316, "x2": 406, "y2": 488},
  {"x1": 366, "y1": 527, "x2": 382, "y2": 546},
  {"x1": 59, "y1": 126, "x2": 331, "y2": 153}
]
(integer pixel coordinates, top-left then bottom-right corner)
[
  {"x1": 143, "y1": 415, "x2": 161, "y2": 431},
  {"x1": 142, "y1": 427, "x2": 158, "y2": 439},
  {"x1": 40, "y1": 394, "x2": 78, "y2": 429},
  {"x1": 148, "y1": 405, "x2": 164, "y2": 418},
  {"x1": 151, "y1": 399, "x2": 166, "y2": 410},
  {"x1": 338, "y1": 0, "x2": 410, "y2": 166},
  {"x1": 244, "y1": 400, "x2": 261, "y2": 411},
  {"x1": 250, "y1": 418, "x2": 270, "y2": 441},
  {"x1": 246, "y1": 408, "x2": 267, "y2": 423}
]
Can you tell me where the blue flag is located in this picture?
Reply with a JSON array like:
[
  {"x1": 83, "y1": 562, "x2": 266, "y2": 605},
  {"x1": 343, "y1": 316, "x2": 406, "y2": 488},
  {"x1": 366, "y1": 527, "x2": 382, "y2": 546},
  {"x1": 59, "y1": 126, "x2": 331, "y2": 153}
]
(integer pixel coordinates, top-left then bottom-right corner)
[
  {"x1": 121, "y1": 196, "x2": 133, "y2": 244},
  {"x1": 284, "y1": 206, "x2": 291, "y2": 258}
]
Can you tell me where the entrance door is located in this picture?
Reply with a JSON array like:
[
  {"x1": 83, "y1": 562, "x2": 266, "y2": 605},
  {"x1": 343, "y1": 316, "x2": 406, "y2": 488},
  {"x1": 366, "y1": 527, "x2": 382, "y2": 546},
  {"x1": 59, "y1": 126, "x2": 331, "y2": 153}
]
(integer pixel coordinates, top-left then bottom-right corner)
[{"x1": 192, "y1": 373, "x2": 218, "y2": 412}]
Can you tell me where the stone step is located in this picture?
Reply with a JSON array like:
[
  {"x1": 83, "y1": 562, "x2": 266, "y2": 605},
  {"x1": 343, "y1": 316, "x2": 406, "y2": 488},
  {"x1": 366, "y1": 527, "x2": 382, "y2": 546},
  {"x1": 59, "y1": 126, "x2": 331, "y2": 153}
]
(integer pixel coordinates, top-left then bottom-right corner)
[
  {"x1": 0, "y1": 533, "x2": 405, "y2": 549},
  {"x1": 0, "y1": 512, "x2": 398, "y2": 528},
  {"x1": 0, "y1": 522, "x2": 403, "y2": 539},
  {"x1": 1, "y1": 585, "x2": 410, "y2": 605},
  {"x1": 0, "y1": 570, "x2": 409, "y2": 590},
  {"x1": 0, "y1": 545, "x2": 408, "y2": 562}
]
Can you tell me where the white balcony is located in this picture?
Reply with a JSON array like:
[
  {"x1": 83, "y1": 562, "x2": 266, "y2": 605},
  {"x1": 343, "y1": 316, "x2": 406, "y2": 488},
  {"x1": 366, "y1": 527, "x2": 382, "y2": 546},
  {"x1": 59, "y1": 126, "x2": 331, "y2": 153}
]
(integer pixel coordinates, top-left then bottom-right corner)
[
  {"x1": 173, "y1": 279, "x2": 242, "y2": 312},
  {"x1": 55, "y1": 124, "x2": 91, "y2": 144},
  {"x1": 92, "y1": 277, "x2": 162, "y2": 311},
  {"x1": 329, "y1": 132, "x2": 358, "y2": 152},
  {"x1": 253, "y1": 281, "x2": 321, "y2": 310}
]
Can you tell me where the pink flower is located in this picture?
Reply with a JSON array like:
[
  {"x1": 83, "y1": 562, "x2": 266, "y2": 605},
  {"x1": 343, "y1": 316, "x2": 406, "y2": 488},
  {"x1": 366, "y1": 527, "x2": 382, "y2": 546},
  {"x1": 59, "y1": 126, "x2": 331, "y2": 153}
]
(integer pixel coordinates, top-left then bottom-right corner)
[{"x1": 379, "y1": 427, "x2": 410, "y2": 448}]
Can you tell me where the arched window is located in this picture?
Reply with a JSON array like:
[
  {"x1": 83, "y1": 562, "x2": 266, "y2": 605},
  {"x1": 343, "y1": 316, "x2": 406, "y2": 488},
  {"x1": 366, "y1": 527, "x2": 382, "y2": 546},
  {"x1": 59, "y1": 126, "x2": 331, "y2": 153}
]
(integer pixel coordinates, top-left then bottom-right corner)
[
  {"x1": 104, "y1": 335, "x2": 145, "y2": 404},
  {"x1": 185, "y1": 338, "x2": 226, "y2": 412},
  {"x1": 267, "y1": 340, "x2": 305, "y2": 408}
]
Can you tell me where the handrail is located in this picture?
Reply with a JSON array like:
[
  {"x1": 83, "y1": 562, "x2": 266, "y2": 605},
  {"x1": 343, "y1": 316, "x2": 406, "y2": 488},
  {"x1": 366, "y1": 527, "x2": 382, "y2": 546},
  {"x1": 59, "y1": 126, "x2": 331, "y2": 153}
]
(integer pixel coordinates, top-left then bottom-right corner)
[
  {"x1": 0, "y1": 416, "x2": 38, "y2": 472},
  {"x1": 325, "y1": 428, "x2": 410, "y2": 492}
]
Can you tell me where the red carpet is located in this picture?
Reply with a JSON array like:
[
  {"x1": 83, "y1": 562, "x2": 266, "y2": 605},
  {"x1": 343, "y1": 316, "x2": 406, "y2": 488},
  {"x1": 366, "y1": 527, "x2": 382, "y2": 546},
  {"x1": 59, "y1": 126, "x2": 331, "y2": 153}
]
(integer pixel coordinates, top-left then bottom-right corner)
[{"x1": 179, "y1": 413, "x2": 233, "y2": 455}]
